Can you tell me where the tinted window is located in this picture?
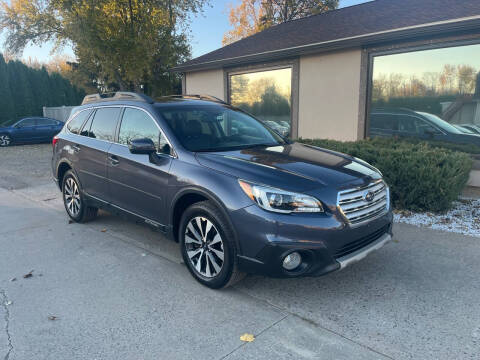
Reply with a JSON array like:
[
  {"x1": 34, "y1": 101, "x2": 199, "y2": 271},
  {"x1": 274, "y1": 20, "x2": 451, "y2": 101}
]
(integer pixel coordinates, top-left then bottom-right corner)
[
  {"x1": 37, "y1": 118, "x2": 58, "y2": 126},
  {"x1": 397, "y1": 116, "x2": 418, "y2": 133},
  {"x1": 89, "y1": 107, "x2": 121, "y2": 141},
  {"x1": 370, "y1": 114, "x2": 398, "y2": 131},
  {"x1": 397, "y1": 115, "x2": 441, "y2": 135},
  {"x1": 119, "y1": 108, "x2": 161, "y2": 150},
  {"x1": 17, "y1": 118, "x2": 36, "y2": 127},
  {"x1": 67, "y1": 110, "x2": 92, "y2": 134},
  {"x1": 80, "y1": 113, "x2": 94, "y2": 137}
]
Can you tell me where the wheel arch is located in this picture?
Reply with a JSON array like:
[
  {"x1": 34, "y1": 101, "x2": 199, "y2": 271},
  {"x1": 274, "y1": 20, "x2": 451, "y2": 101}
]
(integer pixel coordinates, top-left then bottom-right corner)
[
  {"x1": 56, "y1": 159, "x2": 76, "y2": 190},
  {"x1": 170, "y1": 187, "x2": 242, "y2": 253}
]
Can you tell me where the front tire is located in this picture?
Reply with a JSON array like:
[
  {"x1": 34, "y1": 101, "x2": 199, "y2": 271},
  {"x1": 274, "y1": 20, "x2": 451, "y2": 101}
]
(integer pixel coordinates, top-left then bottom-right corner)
[
  {"x1": 62, "y1": 170, "x2": 98, "y2": 223},
  {"x1": 180, "y1": 201, "x2": 245, "y2": 289},
  {"x1": 0, "y1": 134, "x2": 11, "y2": 147}
]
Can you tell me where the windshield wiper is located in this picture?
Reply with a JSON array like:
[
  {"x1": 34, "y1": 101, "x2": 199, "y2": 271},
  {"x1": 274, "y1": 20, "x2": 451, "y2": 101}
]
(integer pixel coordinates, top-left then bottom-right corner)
[
  {"x1": 195, "y1": 142, "x2": 285, "y2": 153},
  {"x1": 241, "y1": 143, "x2": 282, "y2": 149}
]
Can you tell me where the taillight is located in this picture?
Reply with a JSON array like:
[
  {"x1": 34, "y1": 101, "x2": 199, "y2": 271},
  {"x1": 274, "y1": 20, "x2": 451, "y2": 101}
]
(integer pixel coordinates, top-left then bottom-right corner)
[{"x1": 52, "y1": 135, "x2": 59, "y2": 147}]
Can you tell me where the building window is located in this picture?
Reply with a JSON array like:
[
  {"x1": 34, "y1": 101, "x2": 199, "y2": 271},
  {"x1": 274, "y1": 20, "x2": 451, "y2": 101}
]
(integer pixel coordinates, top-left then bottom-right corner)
[
  {"x1": 368, "y1": 43, "x2": 480, "y2": 141},
  {"x1": 229, "y1": 67, "x2": 292, "y2": 137}
]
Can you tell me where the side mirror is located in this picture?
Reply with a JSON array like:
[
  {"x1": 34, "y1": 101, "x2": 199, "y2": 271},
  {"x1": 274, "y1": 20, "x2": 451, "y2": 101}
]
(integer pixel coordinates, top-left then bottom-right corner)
[{"x1": 129, "y1": 138, "x2": 156, "y2": 155}]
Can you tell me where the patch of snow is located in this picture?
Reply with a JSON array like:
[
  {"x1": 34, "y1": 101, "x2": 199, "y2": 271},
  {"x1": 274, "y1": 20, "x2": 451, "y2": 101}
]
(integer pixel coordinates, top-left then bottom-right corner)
[{"x1": 393, "y1": 199, "x2": 480, "y2": 237}]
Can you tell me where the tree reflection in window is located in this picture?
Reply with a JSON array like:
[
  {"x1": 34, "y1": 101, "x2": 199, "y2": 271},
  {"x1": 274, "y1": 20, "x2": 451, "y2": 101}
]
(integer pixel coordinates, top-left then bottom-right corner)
[
  {"x1": 370, "y1": 44, "x2": 480, "y2": 128},
  {"x1": 119, "y1": 108, "x2": 160, "y2": 150},
  {"x1": 230, "y1": 67, "x2": 292, "y2": 137}
]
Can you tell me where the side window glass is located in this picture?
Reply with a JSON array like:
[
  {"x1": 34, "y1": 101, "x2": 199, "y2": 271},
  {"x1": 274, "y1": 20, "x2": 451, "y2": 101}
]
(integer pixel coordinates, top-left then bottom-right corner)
[
  {"x1": 415, "y1": 119, "x2": 441, "y2": 135},
  {"x1": 397, "y1": 116, "x2": 417, "y2": 134},
  {"x1": 17, "y1": 118, "x2": 36, "y2": 128},
  {"x1": 38, "y1": 118, "x2": 57, "y2": 126},
  {"x1": 119, "y1": 108, "x2": 160, "y2": 150},
  {"x1": 80, "y1": 111, "x2": 94, "y2": 137},
  {"x1": 159, "y1": 132, "x2": 172, "y2": 155},
  {"x1": 67, "y1": 110, "x2": 92, "y2": 134},
  {"x1": 370, "y1": 114, "x2": 398, "y2": 131},
  {"x1": 89, "y1": 107, "x2": 121, "y2": 141}
]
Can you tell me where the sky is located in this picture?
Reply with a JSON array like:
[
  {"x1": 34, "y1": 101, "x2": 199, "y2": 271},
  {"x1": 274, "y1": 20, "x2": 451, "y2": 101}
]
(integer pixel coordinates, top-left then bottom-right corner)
[
  {"x1": 373, "y1": 44, "x2": 480, "y2": 79},
  {"x1": 1, "y1": 0, "x2": 371, "y2": 63}
]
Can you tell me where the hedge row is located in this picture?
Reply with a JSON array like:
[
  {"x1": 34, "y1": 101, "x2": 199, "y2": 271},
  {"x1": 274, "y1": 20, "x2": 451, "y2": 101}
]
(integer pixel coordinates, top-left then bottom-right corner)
[{"x1": 298, "y1": 137, "x2": 473, "y2": 212}]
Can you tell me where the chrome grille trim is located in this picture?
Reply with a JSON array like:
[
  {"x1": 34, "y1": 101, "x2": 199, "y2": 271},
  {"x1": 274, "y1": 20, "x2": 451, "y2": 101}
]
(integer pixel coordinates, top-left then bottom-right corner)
[{"x1": 337, "y1": 180, "x2": 389, "y2": 226}]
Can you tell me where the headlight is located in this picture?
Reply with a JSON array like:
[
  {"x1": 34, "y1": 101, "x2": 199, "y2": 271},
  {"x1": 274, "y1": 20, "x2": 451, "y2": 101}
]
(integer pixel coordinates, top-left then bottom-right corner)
[{"x1": 238, "y1": 180, "x2": 323, "y2": 214}]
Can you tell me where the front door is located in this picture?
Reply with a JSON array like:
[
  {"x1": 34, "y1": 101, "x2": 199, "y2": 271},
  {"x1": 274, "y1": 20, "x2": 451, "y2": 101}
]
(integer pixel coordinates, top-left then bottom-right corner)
[
  {"x1": 14, "y1": 118, "x2": 37, "y2": 142},
  {"x1": 107, "y1": 107, "x2": 173, "y2": 225}
]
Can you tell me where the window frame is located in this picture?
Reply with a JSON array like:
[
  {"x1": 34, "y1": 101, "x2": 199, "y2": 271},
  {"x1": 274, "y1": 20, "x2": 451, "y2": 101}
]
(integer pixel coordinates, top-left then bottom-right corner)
[
  {"x1": 37, "y1": 118, "x2": 58, "y2": 126},
  {"x1": 225, "y1": 59, "x2": 299, "y2": 138},
  {"x1": 15, "y1": 118, "x2": 37, "y2": 128},
  {"x1": 66, "y1": 109, "x2": 93, "y2": 135},
  {"x1": 115, "y1": 106, "x2": 177, "y2": 158},
  {"x1": 364, "y1": 36, "x2": 480, "y2": 138}
]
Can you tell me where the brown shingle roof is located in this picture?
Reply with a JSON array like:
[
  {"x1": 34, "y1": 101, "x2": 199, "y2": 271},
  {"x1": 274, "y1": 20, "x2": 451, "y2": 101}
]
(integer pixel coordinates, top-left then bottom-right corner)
[{"x1": 173, "y1": 0, "x2": 480, "y2": 72}]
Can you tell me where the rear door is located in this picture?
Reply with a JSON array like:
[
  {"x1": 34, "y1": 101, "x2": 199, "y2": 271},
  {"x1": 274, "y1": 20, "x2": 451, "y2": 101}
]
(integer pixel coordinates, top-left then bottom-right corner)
[
  {"x1": 36, "y1": 118, "x2": 58, "y2": 140},
  {"x1": 73, "y1": 107, "x2": 122, "y2": 202},
  {"x1": 107, "y1": 107, "x2": 174, "y2": 224}
]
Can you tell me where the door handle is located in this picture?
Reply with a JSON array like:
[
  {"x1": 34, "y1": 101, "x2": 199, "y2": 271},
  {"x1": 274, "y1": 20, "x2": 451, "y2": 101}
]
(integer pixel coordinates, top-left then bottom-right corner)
[
  {"x1": 109, "y1": 155, "x2": 119, "y2": 166},
  {"x1": 72, "y1": 145, "x2": 80, "y2": 153}
]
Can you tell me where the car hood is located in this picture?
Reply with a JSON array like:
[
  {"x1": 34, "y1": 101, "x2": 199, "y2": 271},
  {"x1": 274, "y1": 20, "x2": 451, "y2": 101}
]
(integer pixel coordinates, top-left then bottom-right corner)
[{"x1": 195, "y1": 142, "x2": 381, "y2": 192}]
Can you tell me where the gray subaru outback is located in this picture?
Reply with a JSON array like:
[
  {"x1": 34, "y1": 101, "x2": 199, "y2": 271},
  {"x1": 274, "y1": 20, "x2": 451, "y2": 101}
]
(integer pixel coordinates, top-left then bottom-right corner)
[{"x1": 52, "y1": 92, "x2": 393, "y2": 288}]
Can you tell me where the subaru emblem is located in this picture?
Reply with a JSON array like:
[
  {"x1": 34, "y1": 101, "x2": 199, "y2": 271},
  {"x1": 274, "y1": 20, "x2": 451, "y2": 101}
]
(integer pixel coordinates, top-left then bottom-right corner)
[{"x1": 364, "y1": 191, "x2": 375, "y2": 202}]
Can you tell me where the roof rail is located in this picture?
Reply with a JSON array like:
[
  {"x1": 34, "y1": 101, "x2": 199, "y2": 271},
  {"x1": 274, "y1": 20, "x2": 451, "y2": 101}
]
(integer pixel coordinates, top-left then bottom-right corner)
[
  {"x1": 162, "y1": 94, "x2": 228, "y2": 104},
  {"x1": 81, "y1": 92, "x2": 154, "y2": 105}
]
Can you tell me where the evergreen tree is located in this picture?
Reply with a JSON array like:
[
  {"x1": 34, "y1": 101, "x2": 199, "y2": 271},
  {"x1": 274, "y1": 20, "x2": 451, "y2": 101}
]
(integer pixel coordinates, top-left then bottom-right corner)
[
  {"x1": 0, "y1": 54, "x2": 85, "y2": 125},
  {"x1": 0, "y1": 54, "x2": 15, "y2": 125}
]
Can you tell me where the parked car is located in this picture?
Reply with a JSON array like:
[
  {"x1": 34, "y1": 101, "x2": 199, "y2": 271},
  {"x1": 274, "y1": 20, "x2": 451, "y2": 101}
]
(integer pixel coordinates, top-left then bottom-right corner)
[
  {"x1": 458, "y1": 124, "x2": 480, "y2": 135},
  {"x1": 263, "y1": 120, "x2": 290, "y2": 137},
  {"x1": 52, "y1": 92, "x2": 393, "y2": 289},
  {"x1": 369, "y1": 108, "x2": 480, "y2": 146},
  {"x1": 0, "y1": 117, "x2": 64, "y2": 147}
]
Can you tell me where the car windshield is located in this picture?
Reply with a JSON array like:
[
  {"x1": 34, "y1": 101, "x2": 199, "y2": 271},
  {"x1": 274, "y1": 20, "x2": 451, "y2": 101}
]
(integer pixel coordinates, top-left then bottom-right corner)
[
  {"x1": 156, "y1": 104, "x2": 287, "y2": 152},
  {"x1": 454, "y1": 125, "x2": 475, "y2": 134},
  {"x1": 416, "y1": 112, "x2": 463, "y2": 134}
]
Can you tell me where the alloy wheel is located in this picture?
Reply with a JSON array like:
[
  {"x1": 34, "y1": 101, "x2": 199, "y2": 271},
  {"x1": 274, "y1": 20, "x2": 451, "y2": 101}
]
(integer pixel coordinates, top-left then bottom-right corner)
[
  {"x1": 64, "y1": 177, "x2": 81, "y2": 217},
  {"x1": 0, "y1": 135, "x2": 11, "y2": 147},
  {"x1": 184, "y1": 216, "x2": 224, "y2": 278}
]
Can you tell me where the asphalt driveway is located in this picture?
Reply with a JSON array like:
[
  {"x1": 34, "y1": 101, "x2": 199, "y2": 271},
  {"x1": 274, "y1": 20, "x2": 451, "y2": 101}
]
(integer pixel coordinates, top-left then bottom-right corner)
[{"x1": 1, "y1": 144, "x2": 479, "y2": 359}]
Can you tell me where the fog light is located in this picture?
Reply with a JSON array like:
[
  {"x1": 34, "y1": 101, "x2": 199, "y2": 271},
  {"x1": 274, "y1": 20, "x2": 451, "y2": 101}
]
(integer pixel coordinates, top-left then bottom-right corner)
[{"x1": 282, "y1": 252, "x2": 302, "y2": 271}]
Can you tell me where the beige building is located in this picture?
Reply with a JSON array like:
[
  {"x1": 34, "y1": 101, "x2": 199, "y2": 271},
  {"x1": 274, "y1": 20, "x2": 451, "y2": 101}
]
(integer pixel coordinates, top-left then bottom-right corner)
[{"x1": 173, "y1": 0, "x2": 480, "y2": 146}]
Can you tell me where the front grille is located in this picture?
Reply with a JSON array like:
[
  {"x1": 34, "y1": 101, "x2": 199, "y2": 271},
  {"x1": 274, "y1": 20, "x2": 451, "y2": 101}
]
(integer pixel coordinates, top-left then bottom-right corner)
[
  {"x1": 337, "y1": 180, "x2": 389, "y2": 225},
  {"x1": 335, "y1": 225, "x2": 389, "y2": 259}
]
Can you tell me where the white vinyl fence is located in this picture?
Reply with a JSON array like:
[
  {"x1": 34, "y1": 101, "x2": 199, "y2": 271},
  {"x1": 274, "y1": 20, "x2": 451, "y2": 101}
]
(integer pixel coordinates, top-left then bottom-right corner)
[{"x1": 43, "y1": 106, "x2": 76, "y2": 122}]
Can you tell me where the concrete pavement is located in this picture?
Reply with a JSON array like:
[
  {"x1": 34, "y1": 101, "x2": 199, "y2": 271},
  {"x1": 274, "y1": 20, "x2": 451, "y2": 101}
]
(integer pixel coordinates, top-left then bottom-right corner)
[{"x1": 1, "y1": 144, "x2": 479, "y2": 359}]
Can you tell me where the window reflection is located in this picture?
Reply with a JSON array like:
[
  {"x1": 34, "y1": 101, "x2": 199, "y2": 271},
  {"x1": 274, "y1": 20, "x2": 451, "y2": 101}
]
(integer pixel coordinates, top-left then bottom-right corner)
[
  {"x1": 229, "y1": 67, "x2": 292, "y2": 137},
  {"x1": 369, "y1": 44, "x2": 480, "y2": 145}
]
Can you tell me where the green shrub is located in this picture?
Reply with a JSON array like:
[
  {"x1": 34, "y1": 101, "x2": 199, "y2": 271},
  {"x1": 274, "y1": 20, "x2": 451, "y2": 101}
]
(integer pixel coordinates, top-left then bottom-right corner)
[
  {"x1": 298, "y1": 137, "x2": 473, "y2": 212},
  {"x1": 398, "y1": 137, "x2": 480, "y2": 156}
]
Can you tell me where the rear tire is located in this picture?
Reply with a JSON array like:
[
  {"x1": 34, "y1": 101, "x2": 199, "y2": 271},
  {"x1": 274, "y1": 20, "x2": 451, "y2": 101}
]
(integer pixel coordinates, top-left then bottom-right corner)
[
  {"x1": 0, "y1": 134, "x2": 11, "y2": 147},
  {"x1": 62, "y1": 170, "x2": 98, "y2": 223},
  {"x1": 180, "y1": 201, "x2": 245, "y2": 289}
]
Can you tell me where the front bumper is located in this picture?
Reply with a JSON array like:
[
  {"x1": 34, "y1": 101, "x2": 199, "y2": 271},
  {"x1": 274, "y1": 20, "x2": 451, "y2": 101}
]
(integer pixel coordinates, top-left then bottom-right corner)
[
  {"x1": 231, "y1": 204, "x2": 393, "y2": 278},
  {"x1": 336, "y1": 232, "x2": 391, "y2": 269}
]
